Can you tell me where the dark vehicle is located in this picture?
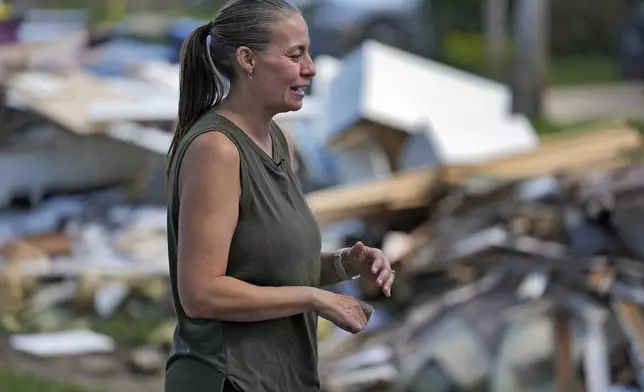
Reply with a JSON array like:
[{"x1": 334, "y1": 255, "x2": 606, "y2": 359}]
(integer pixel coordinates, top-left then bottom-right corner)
[
  {"x1": 297, "y1": 0, "x2": 435, "y2": 60},
  {"x1": 617, "y1": 1, "x2": 644, "y2": 79}
]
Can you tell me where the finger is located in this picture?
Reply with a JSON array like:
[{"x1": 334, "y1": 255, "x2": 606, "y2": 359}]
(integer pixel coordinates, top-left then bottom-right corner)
[
  {"x1": 354, "y1": 303, "x2": 367, "y2": 325},
  {"x1": 370, "y1": 255, "x2": 385, "y2": 275},
  {"x1": 375, "y1": 262, "x2": 391, "y2": 286},
  {"x1": 383, "y1": 271, "x2": 396, "y2": 297},
  {"x1": 348, "y1": 315, "x2": 365, "y2": 334},
  {"x1": 336, "y1": 316, "x2": 361, "y2": 334},
  {"x1": 350, "y1": 241, "x2": 366, "y2": 260},
  {"x1": 341, "y1": 321, "x2": 362, "y2": 334},
  {"x1": 358, "y1": 300, "x2": 374, "y2": 322}
]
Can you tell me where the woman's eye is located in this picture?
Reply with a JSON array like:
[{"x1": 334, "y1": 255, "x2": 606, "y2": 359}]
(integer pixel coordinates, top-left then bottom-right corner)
[{"x1": 288, "y1": 50, "x2": 312, "y2": 62}]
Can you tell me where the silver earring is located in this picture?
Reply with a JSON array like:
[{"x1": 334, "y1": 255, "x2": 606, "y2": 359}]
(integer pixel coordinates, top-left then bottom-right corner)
[{"x1": 247, "y1": 73, "x2": 253, "y2": 80}]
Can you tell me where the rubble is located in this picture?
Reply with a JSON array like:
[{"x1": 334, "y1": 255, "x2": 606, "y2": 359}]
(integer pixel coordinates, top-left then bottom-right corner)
[
  {"x1": 2, "y1": 108, "x2": 644, "y2": 391},
  {"x1": 0, "y1": 188, "x2": 172, "y2": 365},
  {"x1": 326, "y1": 40, "x2": 539, "y2": 168},
  {"x1": 9, "y1": 330, "x2": 115, "y2": 357},
  {"x1": 128, "y1": 344, "x2": 166, "y2": 375},
  {"x1": 2, "y1": 23, "x2": 644, "y2": 392},
  {"x1": 316, "y1": 154, "x2": 644, "y2": 391}
]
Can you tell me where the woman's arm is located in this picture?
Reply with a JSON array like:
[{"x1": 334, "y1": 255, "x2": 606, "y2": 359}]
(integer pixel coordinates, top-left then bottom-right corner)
[
  {"x1": 321, "y1": 244, "x2": 395, "y2": 296},
  {"x1": 320, "y1": 250, "x2": 361, "y2": 287},
  {"x1": 177, "y1": 131, "x2": 317, "y2": 321}
]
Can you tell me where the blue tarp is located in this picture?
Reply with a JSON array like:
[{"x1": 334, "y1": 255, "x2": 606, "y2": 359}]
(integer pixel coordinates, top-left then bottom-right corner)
[
  {"x1": 167, "y1": 18, "x2": 209, "y2": 63},
  {"x1": 84, "y1": 37, "x2": 173, "y2": 76}
]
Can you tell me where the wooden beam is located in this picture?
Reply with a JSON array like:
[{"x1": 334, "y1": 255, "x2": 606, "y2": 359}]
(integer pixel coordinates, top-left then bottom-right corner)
[
  {"x1": 443, "y1": 126, "x2": 641, "y2": 182},
  {"x1": 306, "y1": 168, "x2": 440, "y2": 227},
  {"x1": 613, "y1": 300, "x2": 644, "y2": 384},
  {"x1": 553, "y1": 311, "x2": 575, "y2": 392},
  {"x1": 307, "y1": 125, "x2": 641, "y2": 227}
]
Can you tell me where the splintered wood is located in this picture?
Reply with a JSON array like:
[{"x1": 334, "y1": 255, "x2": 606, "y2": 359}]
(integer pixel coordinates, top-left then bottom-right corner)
[
  {"x1": 306, "y1": 169, "x2": 441, "y2": 227},
  {"x1": 613, "y1": 301, "x2": 644, "y2": 383},
  {"x1": 0, "y1": 241, "x2": 47, "y2": 264},
  {"x1": 1, "y1": 233, "x2": 72, "y2": 259},
  {"x1": 554, "y1": 312, "x2": 575, "y2": 392},
  {"x1": 6, "y1": 70, "x2": 125, "y2": 134},
  {"x1": 0, "y1": 263, "x2": 27, "y2": 313},
  {"x1": 307, "y1": 124, "x2": 643, "y2": 227},
  {"x1": 443, "y1": 124, "x2": 642, "y2": 183},
  {"x1": 315, "y1": 122, "x2": 644, "y2": 392}
]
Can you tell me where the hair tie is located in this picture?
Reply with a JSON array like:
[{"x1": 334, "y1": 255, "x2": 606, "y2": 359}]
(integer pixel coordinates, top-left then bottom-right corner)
[{"x1": 207, "y1": 20, "x2": 215, "y2": 30}]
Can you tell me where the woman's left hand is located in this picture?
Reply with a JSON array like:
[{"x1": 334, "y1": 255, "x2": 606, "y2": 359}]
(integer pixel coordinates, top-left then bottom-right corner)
[{"x1": 346, "y1": 241, "x2": 395, "y2": 297}]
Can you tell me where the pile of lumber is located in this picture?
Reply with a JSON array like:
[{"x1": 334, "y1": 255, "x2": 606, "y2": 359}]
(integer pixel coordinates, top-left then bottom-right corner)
[
  {"x1": 307, "y1": 121, "x2": 641, "y2": 228},
  {"x1": 311, "y1": 122, "x2": 644, "y2": 392}
]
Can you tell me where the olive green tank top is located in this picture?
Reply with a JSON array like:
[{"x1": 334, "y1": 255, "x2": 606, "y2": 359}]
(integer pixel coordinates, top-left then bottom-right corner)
[{"x1": 164, "y1": 111, "x2": 322, "y2": 392}]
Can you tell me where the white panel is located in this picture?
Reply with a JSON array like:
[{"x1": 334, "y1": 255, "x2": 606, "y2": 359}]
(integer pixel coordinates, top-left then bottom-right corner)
[
  {"x1": 333, "y1": 139, "x2": 391, "y2": 185},
  {"x1": 0, "y1": 127, "x2": 156, "y2": 208},
  {"x1": 329, "y1": 40, "x2": 539, "y2": 165},
  {"x1": 326, "y1": 48, "x2": 366, "y2": 142},
  {"x1": 311, "y1": 55, "x2": 343, "y2": 141}
]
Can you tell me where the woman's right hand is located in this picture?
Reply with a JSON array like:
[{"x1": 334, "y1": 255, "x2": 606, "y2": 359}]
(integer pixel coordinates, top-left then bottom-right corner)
[{"x1": 311, "y1": 288, "x2": 373, "y2": 334}]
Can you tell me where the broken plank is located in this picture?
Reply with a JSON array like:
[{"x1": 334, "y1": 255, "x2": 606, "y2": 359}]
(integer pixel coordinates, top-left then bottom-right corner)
[
  {"x1": 306, "y1": 168, "x2": 440, "y2": 227},
  {"x1": 6, "y1": 259, "x2": 169, "y2": 279},
  {"x1": 6, "y1": 70, "x2": 125, "y2": 135},
  {"x1": 443, "y1": 126, "x2": 642, "y2": 183},
  {"x1": 612, "y1": 300, "x2": 644, "y2": 385},
  {"x1": 553, "y1": 311, "x2": 576, "y2": 392}
]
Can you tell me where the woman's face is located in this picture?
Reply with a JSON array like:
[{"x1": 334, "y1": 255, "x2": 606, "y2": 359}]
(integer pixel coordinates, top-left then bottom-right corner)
[{"x1": 249, "y1": 13, "x2": 316, "y2": 113}]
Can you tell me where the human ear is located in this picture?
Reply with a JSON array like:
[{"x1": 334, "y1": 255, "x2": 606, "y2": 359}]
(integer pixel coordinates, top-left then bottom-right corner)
[{"x1": 235, "y1": 46, "x2": 255, "y2": 78}]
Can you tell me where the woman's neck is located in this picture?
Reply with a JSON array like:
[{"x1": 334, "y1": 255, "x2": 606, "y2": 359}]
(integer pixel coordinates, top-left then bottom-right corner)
[{"x1": 217, "y1": 89, "x2": 273, "y2": 143}]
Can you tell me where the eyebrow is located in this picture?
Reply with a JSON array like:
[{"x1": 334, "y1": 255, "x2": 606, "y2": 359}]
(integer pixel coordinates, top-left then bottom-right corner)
[{"x1": 284, "y1": 44, "x2": 307, "y2": 53}]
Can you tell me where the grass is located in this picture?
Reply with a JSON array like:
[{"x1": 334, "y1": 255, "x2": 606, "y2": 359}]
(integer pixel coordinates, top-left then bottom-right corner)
[
  {"x1": 92, "y1": 311, "x2": 165, "y2": 347},
  {"x1": 443, "y1": 32, "x2": 621, "y2": 86},
  {"x1": 529, "y1": 118, "x2": 644, "y2": 143},
  {"x1": 529, "y1": 117, "x2": 589, "y2": 136},
  {"x1": 631, "y1": 120, "x2": 644, "y2": 131},
  {"x1": 0, "y1": 367, "x2": 101, "y2": 392},
  {"x1": 547, "y1": 56, "x2": 621, "y2": 86},
  {"x1": 0, "y1": 310, "x2": 167, "y2": 392},
  {"x1": 0, "y1": 310, "x2": 165, "y2": 392}
]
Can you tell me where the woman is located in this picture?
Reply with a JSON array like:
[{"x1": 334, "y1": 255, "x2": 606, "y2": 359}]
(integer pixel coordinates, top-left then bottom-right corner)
[{"x1": 164, "y1": 1, "x2": 395, "y2": 391}]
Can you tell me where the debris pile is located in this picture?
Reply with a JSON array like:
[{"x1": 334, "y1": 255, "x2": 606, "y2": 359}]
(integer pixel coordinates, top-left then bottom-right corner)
[
  {"x1": 315, "y1": 124, "x2": 644, "y2": 392},
  {"x1": 0, "y1": 121, "x2": 642, "y2": 389},
  {"x1": 2, "y1": 22, "x2": 644, "y2": 392},
  {"x1": 0, "y1": 189, "x2": 174, "y2": 377}
]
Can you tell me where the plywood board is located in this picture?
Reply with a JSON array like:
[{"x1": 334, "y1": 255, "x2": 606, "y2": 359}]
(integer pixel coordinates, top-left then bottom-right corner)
[
  {"x1": 306, "y1": 168, "x2": 439, "y2": 227},
  {"x1": 326, "y1": 40, "x2": 539, "y2": 164},
  {"x1": 443, "y1": 126, "x2": 642, "y2": 183},
  {"x1": 307, "y1": 126, "x2": 641, "y2": 227},
  {"x1": 7, "y1": 70, "x2": 125, "y2": 134}
]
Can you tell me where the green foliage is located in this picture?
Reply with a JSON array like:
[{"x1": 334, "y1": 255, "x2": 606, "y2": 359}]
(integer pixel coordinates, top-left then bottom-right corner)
[
  {"x1": 430, "y1": 0, "x2": 483, "y2": 32},
  {"x1": 442, "y1": 31, "x2": 513, "y2": 72},
  {"x1": 550, "y1": 0, "x2": 632, "y2": 56},
  {"x1": 432, "y1": 0, "x2": 624, "y2": 85},
  {"x1": 631, "y1": 120, "x2": 644, "y2": 134},
  {"x1": 547, "y1": 56, "x2": 620, "y2": 85},
  {"x1": 441, "y1": 31, "x2": 619, "y2": 85},
  {"x1": 426, "y1": 0, "x2": 636, "y2": 57},
  {"x1": 0, "y1": 367, "x2": 102, "y2": 392},
  {"x1": 93, "y1": 310, "x2": 165, "y2": 347}
]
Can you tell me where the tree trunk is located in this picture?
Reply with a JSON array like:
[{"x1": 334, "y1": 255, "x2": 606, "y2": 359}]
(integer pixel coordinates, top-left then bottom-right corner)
[{"x1": 511, "y1": 0, "x2": 550, "y2": 117}]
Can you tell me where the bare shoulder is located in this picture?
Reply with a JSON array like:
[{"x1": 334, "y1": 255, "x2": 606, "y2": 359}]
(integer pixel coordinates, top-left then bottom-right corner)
[
  {"x1": 186, "y1": 131, "x2": 239, "y2": 165},
  {"x1": 179, "y1": 131, "x2": 240, "y2": 192}
]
